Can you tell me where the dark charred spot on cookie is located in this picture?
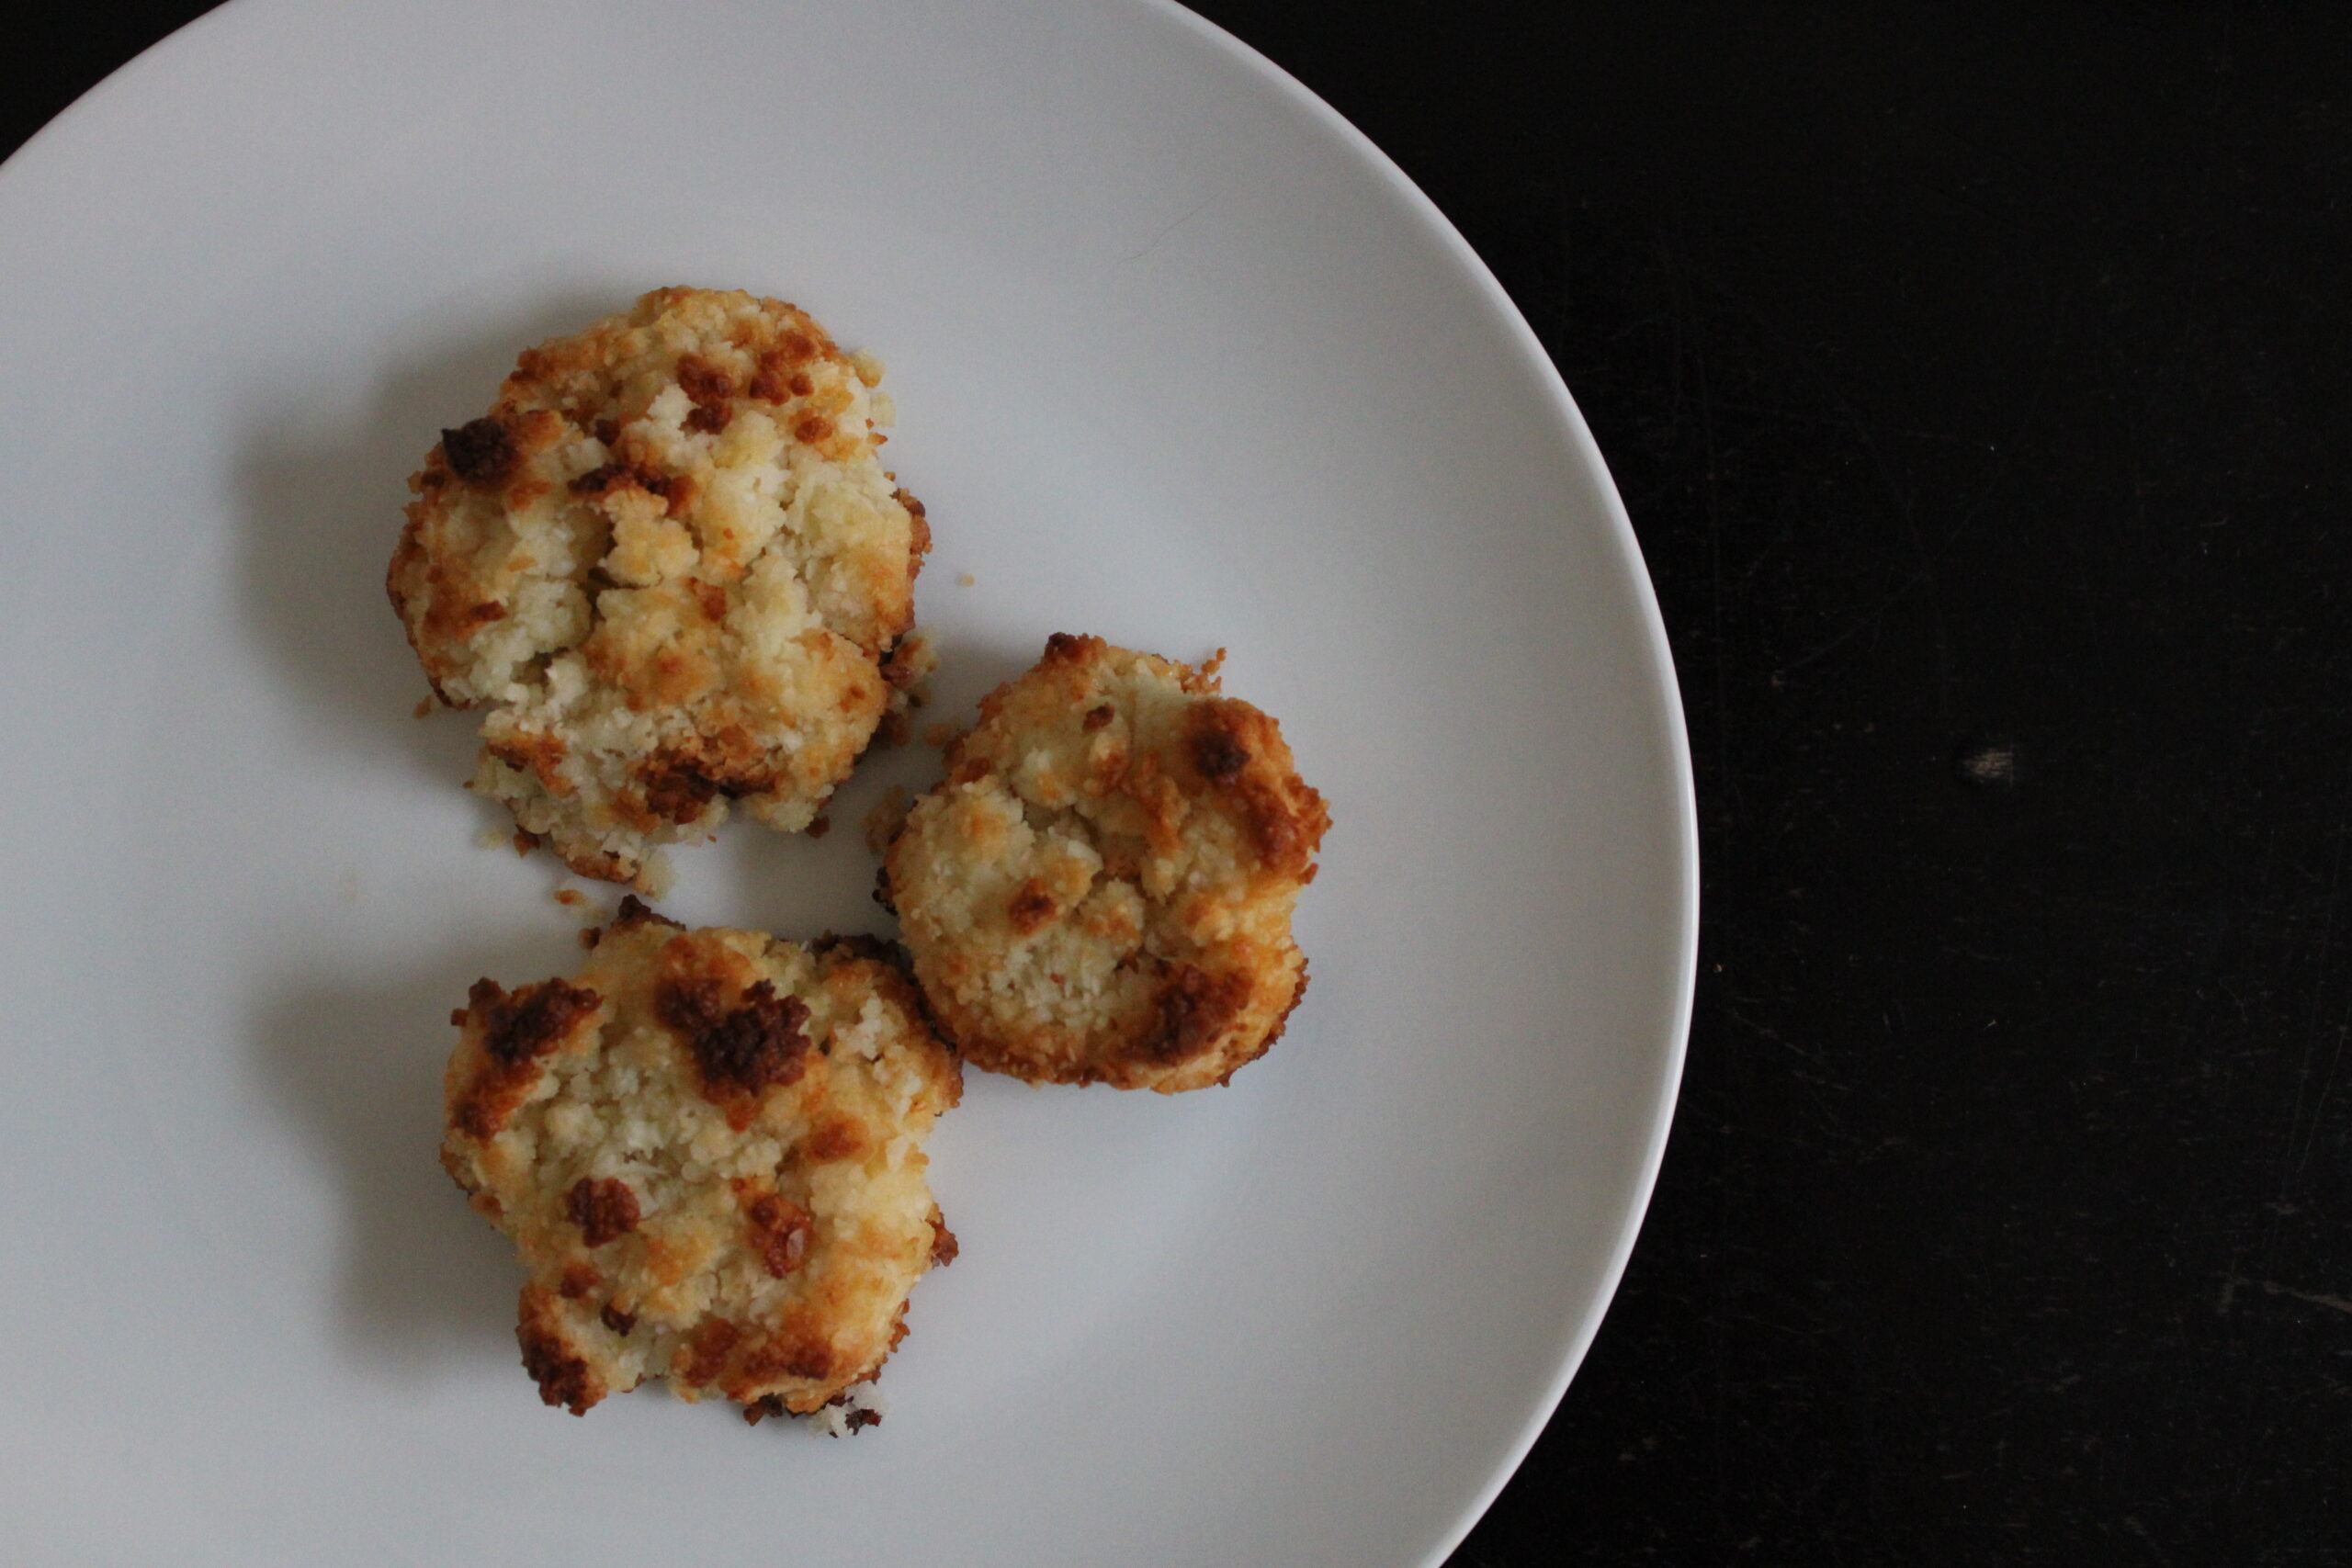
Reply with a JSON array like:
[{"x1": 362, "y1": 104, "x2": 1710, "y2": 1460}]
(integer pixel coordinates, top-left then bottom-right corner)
[
  {"x1": 639, "y1": 755, "x2": 723, "y2": 825},
  {"x1": 749, "y1": 355, "x2": 790, "y2": 402},
  {"x1": 843, "y1": 1408, "x2": 883, "y2": 1434},
  {"x1": 880, "y1": 635, "x2": 929, "y2": 691},
  {"x1": 450, "y1": 976, "x2": 601, "y2": 1139},
  {"x1": 576, "y1": 460, "x2": 696, "y2": 519},
  {"x1": 474, "y1": 976, "x2": 602, "y2": 1068},
  {"x1": 814, "y1": 931, "x2": 903, "y2": 966},
  {"x1": 733, "y1": 1334, "x2": 834, "y2": 1395},
  {"x1": 808, "y1": 812, "x2": 831, "y2": 840},
  {"x1": 793, "y1": 412, "x2": 835, "y2": 445},
  {"x1": 625, "y1": 466, "x2": 675, "y2": 502},
  {"x1": 892, "y1": 488, "x2": 932, "y2": 562},
  {"x1": 872, "y1": 862, "x2": 899, "y2": 915},
  {"x1": 1008, "y1": 878, "x2": 1057, "y2": 936},
  {"x1": 682, "y1": 1318, "x2": 741, "y2": 1386},
  {"x1": 1044, "y1": 632, "x2": 1087, "y2": 661},
  {"x1": 442, "y1": 417, "x2": 518, "y2": 488},
  {"x1": 611, "y1": 894, "x2": 682, "y2": 934},
  {"x1": 600, "y1": 1304, "x2": 637, "y2": 1337},
  {"x1": 520, "y1": 1322, "x2": 597, "y2": 1416},
  {"x1": 1189, "y1": 726, "x2": 1251, "y2": 783},
  {"x1": 1082, "y1": 704, "x2": 1115, "y2": 732},
  {"x1": 1137, "y1": 964, "x2": 1251, "y2": 1064},
  {"x1": 676, "y1": 355, "x2": 736, "y2": 434},
  {"x1": 676, "y1": 354, "x2": 734, "y2": 406},
  {"x1": 569, "y1": 461, "x2": 626, "y2": 494},
  {"x1": 565, "y1": 1177, "x2": 641, "y2": 1247},
  {"x1": 593, "y1": 417, "x2": 620, "y2": 446},
  {"x1": 743, "y1": 1190, "x2": 812, "y2": 1278},
  {"x1": 558, "y1": 1262, "x2": 601, "y2": 1300},
  {"x1": 658, "y1": 976, "x2": 814, "y2": 1103},
  {"x1": 930, "y1": 1212, "x2": 959, "y2": 1267},
  {"x1": 742, "y1": 1393, "x2": 788, "y2": 1426},
  {"x1": 750, "y1": 334, "x2": 818, "y2": 401}
]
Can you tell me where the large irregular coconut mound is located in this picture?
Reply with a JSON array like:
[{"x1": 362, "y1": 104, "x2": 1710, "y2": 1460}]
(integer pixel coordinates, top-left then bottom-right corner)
[
  {"x1": 389, "y1": 287, "x2": 932, "y2": 887},
  {"x1": 884, "y1": 634, "x2": 1329, "y2": 1093},
  {"x1": 440, "y1": 897, "x2": 962, "y2": 1422}
]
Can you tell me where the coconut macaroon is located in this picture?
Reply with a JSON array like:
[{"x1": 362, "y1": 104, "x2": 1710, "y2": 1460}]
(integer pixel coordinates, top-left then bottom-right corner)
[
  {"x1": 388, "y1": 287, "x2": 931, "y2": 888},
  {"x1": 883, "y1": 634, "x2": 1329, "y2": 1093},
  {"x1": 440, "y1": 897, "x2": 962, "y2": 1423}
]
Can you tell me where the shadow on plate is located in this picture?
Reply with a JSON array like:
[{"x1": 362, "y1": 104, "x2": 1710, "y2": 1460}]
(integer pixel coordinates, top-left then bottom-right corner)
[
  {"x1": 250, "y1": 930, "x2": 586, "y2": 1375},
  {"x1": 232, "y1": 294, "x2": 616, "y2": 784}
]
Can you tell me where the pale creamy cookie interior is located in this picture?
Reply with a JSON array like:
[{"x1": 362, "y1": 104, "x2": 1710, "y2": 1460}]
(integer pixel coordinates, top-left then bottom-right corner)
[
  {"x1": 883, "y1": 634, "x2": 1329, "y2": 1092},
  {"x1": 389, "y1": 287, "x2": 931, "y2": 887},
  {"x1": 440, "y1": 897, "x2": 961, "y2": 1421}
]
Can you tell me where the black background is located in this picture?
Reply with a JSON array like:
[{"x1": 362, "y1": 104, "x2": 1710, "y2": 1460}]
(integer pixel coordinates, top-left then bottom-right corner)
[{"x1": 15, "y1": 4, "x2": 2349, "y2": 1563}]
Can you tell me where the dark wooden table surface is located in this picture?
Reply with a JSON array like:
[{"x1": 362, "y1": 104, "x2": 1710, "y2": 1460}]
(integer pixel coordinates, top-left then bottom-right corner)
[{"x1": 17, "y1": 4, "x2": 2346, "y2": 1562}]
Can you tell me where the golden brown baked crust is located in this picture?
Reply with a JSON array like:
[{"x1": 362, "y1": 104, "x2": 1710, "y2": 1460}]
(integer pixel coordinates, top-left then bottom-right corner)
[
  {"x1": 388, "y1": 287, "x2": 929, "y2": 887},
  {"x1": 883, "y1": 634, "x2": 1329, "y2": 1092},
  {"x1": 440, "y1": 897, "x2": 962, "y2": 1419}
]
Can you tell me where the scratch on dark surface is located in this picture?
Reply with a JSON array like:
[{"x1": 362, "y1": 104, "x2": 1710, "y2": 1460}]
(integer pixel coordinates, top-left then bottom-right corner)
[
  {"x1": 1726, "y1": 1007, "x2": 1827, "y2": 1066},
  {"x1": 2256, "y1": 1280, "x2": 2352, "y2": 1315},
  {"x1": 2275, "y1": 800, "x2": 2351, "y2": 1203},
  {"x1": 1781, "y1": 565, "x2": 1938, "y2": 671},
  {"x1": 1909, "y1": 172, "x2": 2028, "y2": 233},
  {"x1": 2297, "y1": 1021, "x2": 2352, "y2": 1177}
]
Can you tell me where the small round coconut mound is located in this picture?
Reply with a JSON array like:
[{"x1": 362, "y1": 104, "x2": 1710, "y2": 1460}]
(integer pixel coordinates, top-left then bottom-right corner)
[
  {"x1": 883, "y1": 634, "x2": 1330, "y2": 1093},
  {"x1": 389, "y1": 287, "x2": 932, "y2": 888},
  {"x1": 440, "y1": 897, "x2": 962, "y2": 1423}
]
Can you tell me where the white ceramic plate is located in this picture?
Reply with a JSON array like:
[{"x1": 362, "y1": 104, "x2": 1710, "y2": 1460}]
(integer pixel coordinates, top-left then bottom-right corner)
[{"x1": 0, "y1": 2, "x2": 1693, "y2": 1562}]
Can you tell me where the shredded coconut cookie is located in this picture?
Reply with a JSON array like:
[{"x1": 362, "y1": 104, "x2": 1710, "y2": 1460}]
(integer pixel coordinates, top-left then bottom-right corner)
[
  {"x1": 883, "y1": 634, "x2": 1330, "y2": 1092},
  {"x1": 440, "y1": 897, "x2": 961, "y2": 1421},
  {"x1": 389, "y1": 287, "x2": 932, "y2": 887}
]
